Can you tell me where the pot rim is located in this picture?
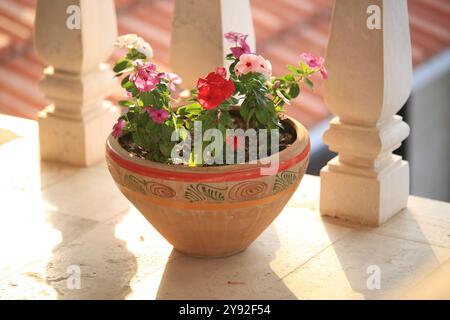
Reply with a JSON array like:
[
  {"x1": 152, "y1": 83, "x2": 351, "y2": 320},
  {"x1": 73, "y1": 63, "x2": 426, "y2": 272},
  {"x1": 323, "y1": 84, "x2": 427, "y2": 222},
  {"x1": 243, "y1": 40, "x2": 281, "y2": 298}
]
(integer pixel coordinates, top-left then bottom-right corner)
[{"x1": 106, "y1": 115, "x2": 310, "y2": 182}]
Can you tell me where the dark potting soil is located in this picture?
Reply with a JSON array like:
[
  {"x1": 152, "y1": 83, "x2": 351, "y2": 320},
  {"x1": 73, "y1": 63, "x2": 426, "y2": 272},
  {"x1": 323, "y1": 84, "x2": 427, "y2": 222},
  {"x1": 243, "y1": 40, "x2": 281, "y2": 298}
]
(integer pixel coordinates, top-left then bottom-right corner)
[{"x1": 119, "y1": 114, "x2": 297, "y2": 166}]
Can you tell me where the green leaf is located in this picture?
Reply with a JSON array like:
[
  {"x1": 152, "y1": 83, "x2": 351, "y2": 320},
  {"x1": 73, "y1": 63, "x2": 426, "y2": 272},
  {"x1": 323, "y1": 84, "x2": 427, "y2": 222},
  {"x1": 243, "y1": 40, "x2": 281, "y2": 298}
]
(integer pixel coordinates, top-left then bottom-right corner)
[
  {"x1": 254, "y1": 93, "x2": 270, "y2": 108},
  {"x1": 145, "y1": 118, "x2": 157, "y2": 131},
  {"x1": 255, "y1": 107, "x2": 270, "y2": 125},
  {"x1": 240, "y1": 101, "x2": 250, "y2": 120},
  {"x1": 118, "y1": 100, "x2": 134, "y2": 107},
  {"x1": 304, "y1": 77, "x2": 314, "y2": 89},
  {"x1": 185, "y1": 102, "x2": 202, "y2": 113},
  {"x1": 287, "y1": 65, "x2": 299, "y2": 75},
  {"x1": 299, "y1": 62, "x2": 312, "y2": 75},
  {"x1": 178, "y1": 127, "x2": 189, "y2": 141},
  {"x1": 289, "y1": 83, "x2": 300, "y2": 98},
  {"x1": 229, "y1": 60, "x2": 239, "y2": 78},
  {"x1": 178, "y1": 102, "x2": 203, "y2": 116},
  {"x1": 272, "y1": 117, "x2": 284, "y2": 129},
  {"x1": 225, "y1": 53, "x2": 236, "y2": 61},
  {"x1": 113, "y1": 59, "x2": 132, "y2": 73},
  {"x1": 284, "y1": 74, "x2": 295, "y2": 82},
  {"x1": 247, "y1": 108, "x2": 256, "y2": 127},
  {"x1": 126, "y1": 48, "x2": 146, "y2": 61},
  {"x1": 121, "y1": 75, "x2": 131, "y2": 86},
  {"x1": 220, "y1": 110, "x2": 231, "y2": 125},
  {"x1": 132, "y1": 130, "x2": 145, "y2": 148},
  {"x1": 126, "y1": 85, "x2": 139, "y2": 97},
  {"x1": 140, "y1": 91, "x2": 162, "y2": 108},
  {"x1": 159, "y1": 141, "x2": 173, "y2": 157}
]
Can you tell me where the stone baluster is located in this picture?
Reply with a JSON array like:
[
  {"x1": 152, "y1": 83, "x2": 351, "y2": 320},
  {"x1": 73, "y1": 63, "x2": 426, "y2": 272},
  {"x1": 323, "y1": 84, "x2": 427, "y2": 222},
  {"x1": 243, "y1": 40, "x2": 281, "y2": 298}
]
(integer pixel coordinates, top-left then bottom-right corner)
[
  {"x1": 35, "y1": 0, "x2": 119, "y2": 166},
  {"x1": 171, "y1": 0, "x2": 255, "y2": 88},
  {"x1": 320, "y1": 0, "x2": 412, "y2": 226}
]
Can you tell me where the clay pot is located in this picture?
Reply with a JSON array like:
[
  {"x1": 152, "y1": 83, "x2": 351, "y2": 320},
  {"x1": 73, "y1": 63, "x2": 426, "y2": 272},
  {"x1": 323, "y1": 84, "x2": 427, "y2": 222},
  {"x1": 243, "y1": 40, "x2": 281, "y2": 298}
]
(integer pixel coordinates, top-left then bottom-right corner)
[{"x1": 106, "y1": 116, "x2": 310, "y2": 257}]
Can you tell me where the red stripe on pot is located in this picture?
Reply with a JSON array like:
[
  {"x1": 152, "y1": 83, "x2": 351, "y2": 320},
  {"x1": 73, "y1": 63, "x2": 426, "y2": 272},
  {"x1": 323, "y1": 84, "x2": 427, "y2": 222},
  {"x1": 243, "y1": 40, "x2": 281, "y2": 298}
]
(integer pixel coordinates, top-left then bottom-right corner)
[{"x1": 106, "y1": 141, "x2": 310, "y2": 182}]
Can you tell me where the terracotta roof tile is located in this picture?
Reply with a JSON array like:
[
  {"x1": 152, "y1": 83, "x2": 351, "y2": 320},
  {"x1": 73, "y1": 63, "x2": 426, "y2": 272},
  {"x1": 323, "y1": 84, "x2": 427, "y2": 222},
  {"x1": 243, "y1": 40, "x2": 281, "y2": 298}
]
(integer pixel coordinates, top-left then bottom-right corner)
[{"x1": 0, "y1": 0, "x2": 449, "y2": 127}]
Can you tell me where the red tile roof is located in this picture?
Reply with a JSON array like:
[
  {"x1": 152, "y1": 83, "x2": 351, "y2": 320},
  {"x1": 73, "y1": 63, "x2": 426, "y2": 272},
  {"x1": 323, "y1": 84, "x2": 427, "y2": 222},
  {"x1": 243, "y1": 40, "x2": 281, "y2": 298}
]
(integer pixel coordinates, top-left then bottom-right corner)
[{"x1": 0, "y1": 0, "x2": 449, "y2": 127}]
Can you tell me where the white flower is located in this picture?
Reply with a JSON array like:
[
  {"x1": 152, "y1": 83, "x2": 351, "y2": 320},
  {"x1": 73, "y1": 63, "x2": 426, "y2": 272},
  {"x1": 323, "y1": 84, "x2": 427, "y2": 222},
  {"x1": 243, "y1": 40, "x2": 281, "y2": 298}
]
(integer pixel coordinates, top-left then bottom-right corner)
[
  {"x1": 115, "y1": 34, "x2": 139, "y2": 48},
  {"x1": 134, "y1": 38, "x2": 153, "y2": 58},
  {"x1": 115, "y1": 34, "x2": 153, "y2": 58}
]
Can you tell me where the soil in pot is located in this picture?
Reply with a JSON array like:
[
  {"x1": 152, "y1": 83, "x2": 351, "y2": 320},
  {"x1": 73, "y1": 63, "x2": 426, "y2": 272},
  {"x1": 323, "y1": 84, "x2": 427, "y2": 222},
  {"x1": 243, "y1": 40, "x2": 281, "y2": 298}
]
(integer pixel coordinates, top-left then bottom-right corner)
[{"x1": 119, "y1": 111, "x2": 297, "y2": 165}]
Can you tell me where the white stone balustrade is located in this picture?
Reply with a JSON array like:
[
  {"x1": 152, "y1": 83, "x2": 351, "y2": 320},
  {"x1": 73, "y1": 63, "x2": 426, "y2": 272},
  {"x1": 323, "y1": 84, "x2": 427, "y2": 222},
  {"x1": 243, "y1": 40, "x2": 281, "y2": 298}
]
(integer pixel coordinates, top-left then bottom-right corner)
[
  {"x1": 171, "y1": 0, "x2": 255, "y2": 88},
  {"x1": 320, "y1": 0, "x2": 412, "y2": 226},
  {"x1": 35, "y1": 0, "x2": 119, "y2": 166}
]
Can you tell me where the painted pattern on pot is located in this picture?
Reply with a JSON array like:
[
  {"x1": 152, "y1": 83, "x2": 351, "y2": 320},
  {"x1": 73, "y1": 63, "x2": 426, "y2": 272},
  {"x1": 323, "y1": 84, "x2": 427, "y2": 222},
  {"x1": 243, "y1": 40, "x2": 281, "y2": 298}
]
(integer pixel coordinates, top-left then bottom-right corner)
[
  {"x1": 228, "y1": 181, "x2": 268, "y2": 201},
  {"x1": 105, "y1": 163, "x2": 306, "y2": 203},
  {"x1": 121, "y1": 173, "x2": 177, "y2": 198},
  {"x1": 273, "y1": 170, "x2": 298, "y2": 194},
  {"x1": 184, "y1": 183, "x2": 227, "y2": 202}
]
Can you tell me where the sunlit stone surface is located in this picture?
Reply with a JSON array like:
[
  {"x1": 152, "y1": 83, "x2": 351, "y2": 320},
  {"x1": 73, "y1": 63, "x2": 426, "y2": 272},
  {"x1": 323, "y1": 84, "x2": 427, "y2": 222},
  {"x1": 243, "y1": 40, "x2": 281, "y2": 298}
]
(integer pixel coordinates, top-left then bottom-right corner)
[{"x1": 0, "y1": 115, "x2": 449, "y2": 299}]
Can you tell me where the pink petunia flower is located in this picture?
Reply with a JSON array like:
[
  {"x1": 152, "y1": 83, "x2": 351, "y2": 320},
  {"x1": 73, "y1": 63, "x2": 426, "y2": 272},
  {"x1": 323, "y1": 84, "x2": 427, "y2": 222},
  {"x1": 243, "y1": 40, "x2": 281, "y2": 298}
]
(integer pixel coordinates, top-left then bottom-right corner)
[
  {"x1": 230, "y1": 39, "x2": 252, "y2": 59},
  {"x1": 225, "y1": 32, "x2": 252, "y2": 59},
  {"x1": 112, "y1": 119, "x2": 126, "y2": 138},
  {"x1": 144, "y1": 107, "x2": 169, "y2": 124},
  {"x1": 319, "y1": 67, "x2": 328, "y2": 80},
  {"x1": 162, "y1": 72, "x2": 182, "y2": 91},
  {"x1": 235, "y1": 54, "x2": 272, "y2": 79},
  {"x1": 300, "y1": 52, "x2": 328, "y2": 79},
  {"x1": 224, "y1": 32, "x2": 247, "y2": 43},
  {"x1": 131, "y1": 62, "x2": 162, "y2": 92}
]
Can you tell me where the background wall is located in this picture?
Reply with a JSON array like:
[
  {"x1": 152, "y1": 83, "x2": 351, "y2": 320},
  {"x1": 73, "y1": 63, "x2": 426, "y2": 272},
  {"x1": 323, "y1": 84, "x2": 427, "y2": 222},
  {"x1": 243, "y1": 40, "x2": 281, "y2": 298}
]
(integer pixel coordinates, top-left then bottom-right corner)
[{"x1": 408, "y1": 61, "x2": 450, "y2": 202}]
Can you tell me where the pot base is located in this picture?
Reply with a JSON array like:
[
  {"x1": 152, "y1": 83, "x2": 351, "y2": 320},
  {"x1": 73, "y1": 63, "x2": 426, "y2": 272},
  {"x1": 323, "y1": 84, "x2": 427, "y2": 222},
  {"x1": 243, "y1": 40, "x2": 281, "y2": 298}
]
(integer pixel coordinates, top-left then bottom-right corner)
[
  {"x1": 174, "y1": 247, "x2": 248, "y2": 259},
  {"x1": 119, "y1": 180, "x2": 299, "y2": 258}
]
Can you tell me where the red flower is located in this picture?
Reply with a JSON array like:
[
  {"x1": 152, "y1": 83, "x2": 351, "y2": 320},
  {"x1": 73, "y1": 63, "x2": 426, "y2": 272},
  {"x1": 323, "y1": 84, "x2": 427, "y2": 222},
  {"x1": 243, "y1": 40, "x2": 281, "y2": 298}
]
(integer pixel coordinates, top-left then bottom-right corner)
[{"x1": 197, "y1": 67, "x2": 235, "y2": 110}]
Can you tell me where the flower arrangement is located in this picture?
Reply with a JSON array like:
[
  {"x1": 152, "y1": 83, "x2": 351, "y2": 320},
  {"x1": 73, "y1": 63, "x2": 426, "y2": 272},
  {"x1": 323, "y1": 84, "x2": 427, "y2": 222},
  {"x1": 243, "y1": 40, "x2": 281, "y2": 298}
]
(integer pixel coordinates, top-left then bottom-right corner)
[{"x1": 112, "y1": 32, "x2": 326, "y2": 165}]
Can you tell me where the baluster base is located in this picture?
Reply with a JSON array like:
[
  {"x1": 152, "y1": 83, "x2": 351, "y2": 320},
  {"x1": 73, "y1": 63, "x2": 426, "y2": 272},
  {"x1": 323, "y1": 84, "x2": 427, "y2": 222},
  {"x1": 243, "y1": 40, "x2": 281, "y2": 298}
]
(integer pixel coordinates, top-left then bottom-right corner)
[
  {"x1": 320, "y1": 156, "x2": 409, "y2": 226},
  {"x1": 38, "y1": 101, "x2": 119, "y2": 166}
]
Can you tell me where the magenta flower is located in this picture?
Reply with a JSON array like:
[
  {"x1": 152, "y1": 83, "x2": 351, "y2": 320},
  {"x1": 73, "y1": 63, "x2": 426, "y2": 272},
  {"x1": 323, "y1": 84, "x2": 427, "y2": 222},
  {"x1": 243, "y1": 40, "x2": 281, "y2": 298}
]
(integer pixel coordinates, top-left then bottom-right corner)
[
  {"x1": 319, "y1": 67, "x2": 328, "y2": 80},
  {"x1": 131, "y1": 62, "x2": 162, "y2": 92},
  {"x1": 144, "y1": 107, "x2": 169, "y2": 124},
  {"x1": 230, "y1": 40, "x2": 251, "y2": 59},
  {"x1": 224, "y1": 32, "x2": 247, "y2": 43},
  {"x1": 300, "y1": 52, "x2": 328, "y2": 79},
  {"x1": 225, "y1": 32, "x2": 252, "y2": 59},
  {"x1": 112, "y1": 119, "x2": 126, "y2": 138},
  {"x1": 162, "y1": 72, "x2": 182, "y2": 91}
]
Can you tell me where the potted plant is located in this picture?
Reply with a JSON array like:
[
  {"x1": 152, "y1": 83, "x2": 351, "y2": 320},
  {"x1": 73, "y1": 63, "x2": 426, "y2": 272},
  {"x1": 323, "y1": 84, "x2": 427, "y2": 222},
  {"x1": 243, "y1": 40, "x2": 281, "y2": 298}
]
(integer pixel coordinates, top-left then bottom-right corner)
[{"x1": 106, "y1": 33, "x2": 327, "y2": 257}]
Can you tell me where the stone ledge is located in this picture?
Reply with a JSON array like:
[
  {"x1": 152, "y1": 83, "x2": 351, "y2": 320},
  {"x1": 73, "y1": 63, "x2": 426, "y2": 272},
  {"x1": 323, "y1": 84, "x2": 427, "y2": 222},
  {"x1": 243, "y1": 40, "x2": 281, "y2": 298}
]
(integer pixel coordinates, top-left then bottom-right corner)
[{"x1": 0, "y1": 114, "x2": 449, "y2": 299}]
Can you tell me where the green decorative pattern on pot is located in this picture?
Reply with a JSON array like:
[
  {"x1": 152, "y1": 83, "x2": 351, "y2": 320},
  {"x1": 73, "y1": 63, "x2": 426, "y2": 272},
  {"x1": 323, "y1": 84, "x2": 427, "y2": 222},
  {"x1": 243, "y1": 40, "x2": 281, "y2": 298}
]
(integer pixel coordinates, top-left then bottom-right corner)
[
  {"x1": 123, "y1": 174, "x2": 176, "y2": 198},
  {"x1": 273, "y1": 171, "x2": 298, "y2": 194},
  {"x1": 184, "y1": 184, "x2": 228, "y2": 202}
]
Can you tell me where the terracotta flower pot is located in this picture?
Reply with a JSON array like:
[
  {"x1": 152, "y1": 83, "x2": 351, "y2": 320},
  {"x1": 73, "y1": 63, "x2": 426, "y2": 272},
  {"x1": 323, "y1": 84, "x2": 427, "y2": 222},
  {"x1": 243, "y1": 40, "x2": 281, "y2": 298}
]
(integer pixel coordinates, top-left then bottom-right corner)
[{"x1": 106, "y1": 116, "x2": 310, "y2": 257}]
